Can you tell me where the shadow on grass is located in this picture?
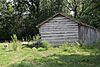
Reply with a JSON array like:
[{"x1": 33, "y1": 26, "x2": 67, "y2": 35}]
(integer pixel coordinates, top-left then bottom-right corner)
[{"x1": 8, "y1": 54, "x2": 100, "y2": 67}]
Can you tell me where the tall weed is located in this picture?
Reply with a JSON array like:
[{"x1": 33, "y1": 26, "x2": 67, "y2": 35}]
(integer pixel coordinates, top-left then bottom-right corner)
[
  {"x1": 42, "y1": 40, "x2": 52, "y2": 50},
  {"x1": 11, "y1": 34, "x2": 18, "y2": 51}
]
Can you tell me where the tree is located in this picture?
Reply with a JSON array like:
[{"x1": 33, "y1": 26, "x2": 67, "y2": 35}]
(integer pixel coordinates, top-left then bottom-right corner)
[
  {"x1": 0, "y1": 0, "x2": 14, "y2": 40},
  {"x1": 0, "y1": 0, "x2": 99, "y2": 41},
  {"x1": 63, "y1": 0, "x2": 100, "y2": 28}
]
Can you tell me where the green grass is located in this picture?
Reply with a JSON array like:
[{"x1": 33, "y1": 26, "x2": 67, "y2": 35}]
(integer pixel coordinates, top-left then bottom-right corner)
[{"x1": 0, "y1": 42, "x2": 100, "y2": 67}]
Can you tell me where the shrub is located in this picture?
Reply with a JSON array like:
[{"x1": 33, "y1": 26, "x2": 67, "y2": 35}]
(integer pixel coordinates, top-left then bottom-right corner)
[
  {"x1": 21, "y1": 35, "x2": 41, "y2": 49},
  {"x1": 11, "y1": 34, "x2": 18, "y2": 51},
  {"x1": 34, "y1": 34, "x2": 41, "y2": 48},
  {"x1": 42, "y1": 40, "x2": 52, "y2": 50},
  {"x1": 59, "y1": 42, "x2": 80, "y2": 52},
  {"x1": 59, "y1": 43, "x2": 70, "y2": 51}
]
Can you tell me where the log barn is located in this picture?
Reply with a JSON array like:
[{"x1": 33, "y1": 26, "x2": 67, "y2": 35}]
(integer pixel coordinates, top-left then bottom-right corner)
[{"x1": 37, "y1": 13, "x2": 100, "y2": 46}]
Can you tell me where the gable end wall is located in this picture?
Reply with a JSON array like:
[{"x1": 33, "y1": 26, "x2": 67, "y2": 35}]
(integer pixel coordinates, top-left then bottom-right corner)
[{"x1": 39, "y1": 16, "x2": 79, "y2": 46}]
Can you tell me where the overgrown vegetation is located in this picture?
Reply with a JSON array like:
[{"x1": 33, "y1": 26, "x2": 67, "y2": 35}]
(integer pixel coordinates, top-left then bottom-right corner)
[
  {"x1": 42, "y1": 40, "x2": 52, "y2": 50},
  {"x1": 11, "y1": 34, "x2": 18, "y2": 51},
  {"x1": 0, "y1": 42, "x2": 100, "y2": 67}
]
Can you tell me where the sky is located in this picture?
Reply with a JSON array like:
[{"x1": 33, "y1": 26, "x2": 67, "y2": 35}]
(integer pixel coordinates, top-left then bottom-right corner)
[{"x1": 6, "y1": 0, "x2": 13, "y2": 2}]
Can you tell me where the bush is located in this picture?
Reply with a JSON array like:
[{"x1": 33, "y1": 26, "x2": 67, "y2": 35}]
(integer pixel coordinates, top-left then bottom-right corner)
[
  {"x1": 59, "y1": 43, "x2": 70, "y2": 51},
  {"x1": 42, "y1": 40, "x2": 52, "y2": 50},
  {"x1": 35, "y1": 34, "x2": 41, "y2": 48},
  {"x1": 59, "y1": 42, "x2": 80, "y2": 52},
  {"x1": 21, "y1": 35, "x2": 42, "y2": 49},
  {"x1": 11, "y1": 34, "x2": 18, "y2": 51}
]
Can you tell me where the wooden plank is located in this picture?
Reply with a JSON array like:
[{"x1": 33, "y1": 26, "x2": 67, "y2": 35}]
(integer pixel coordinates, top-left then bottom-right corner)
[
  {"x1": 41, "y1": 39, "x2": 78, "y2": 43},
  {"x1": 41, "y1": 33, "x2": 78, "y2": 37},
  {"x1": 40, "y1": 28, "x2": 78, "y2": 30},
  {"x1": 40, "y1": 31, "x2": 78, "y2": 34},
  {"x1": 48, "y1": 21, "x2": 78, "y2": 24},
  {"x1": 41, "y1": 28, "x2": 78, "y2": 32},
  {"x1": 41, "y1": 24, "x2": 78, "y2": 26},
  {"x1": 52, "y1": 17, "x2": 67, "y2": 20},
  {"x1": 40, "y1": 33, "x2": 78, "y2": 37},
  {"x1": 41, "y1": 36, "x2": 79, "y2": 40},
  {"x1": 79, "y1": 25, "x2": 100, "y2": 44},
  {"x1": 41, "y1": 25, "x2": 78, "y2": 28}
]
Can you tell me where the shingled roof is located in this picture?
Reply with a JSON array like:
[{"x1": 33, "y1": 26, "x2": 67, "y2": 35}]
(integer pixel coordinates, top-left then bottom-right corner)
[{"x1": 36, "y1": 13, "x2": 100, "y2": 31}]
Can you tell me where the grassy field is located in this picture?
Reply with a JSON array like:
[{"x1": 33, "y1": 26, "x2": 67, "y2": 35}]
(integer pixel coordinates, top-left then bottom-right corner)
[{"x1": 0, "y1": 42, "x2": 100, "y2": 67}]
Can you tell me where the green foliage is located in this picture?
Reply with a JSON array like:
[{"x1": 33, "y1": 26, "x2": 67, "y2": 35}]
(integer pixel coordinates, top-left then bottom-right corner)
[
  {"x1": 11, "y1": 34, "x2": 18, "y2": 51},
  {"x1": 0, "y1": 0, "x2": 100, "y2": 40},
  {"x1": 35, "y1": 34, "x2": 40, "y2": 41},
  {"x1": 37, "y1": 47, "x2": 46, "y2": 51},
  {"x1": 21, "y1": 34, "x2": 41, "y2": 49},
  {"x1": 34, "y1": 34, "x2": 41, "y2": 48},
  {"x1": 59, "y1": 42, "x2": 81, "y2": 53},
  {"x1": 60, "y1": 43, "x2": 72, "y2": 52},
  {"x1": 42, "y1": 40, "x2": 52, "y2": 50}
]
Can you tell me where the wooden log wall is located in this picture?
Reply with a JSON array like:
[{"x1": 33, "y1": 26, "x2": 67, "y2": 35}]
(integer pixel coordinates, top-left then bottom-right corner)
[
  {"x1": 79, "y1": 25, "x2": 100, "y2": 44},
  {"x1": 39, "y1": 16, "x2": 79, "y2": 46}
]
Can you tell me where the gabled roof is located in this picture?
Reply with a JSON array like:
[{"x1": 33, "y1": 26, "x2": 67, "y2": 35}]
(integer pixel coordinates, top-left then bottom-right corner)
[{"x1": 36, "y1": 13, "x2": 100, "y2": 31}]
